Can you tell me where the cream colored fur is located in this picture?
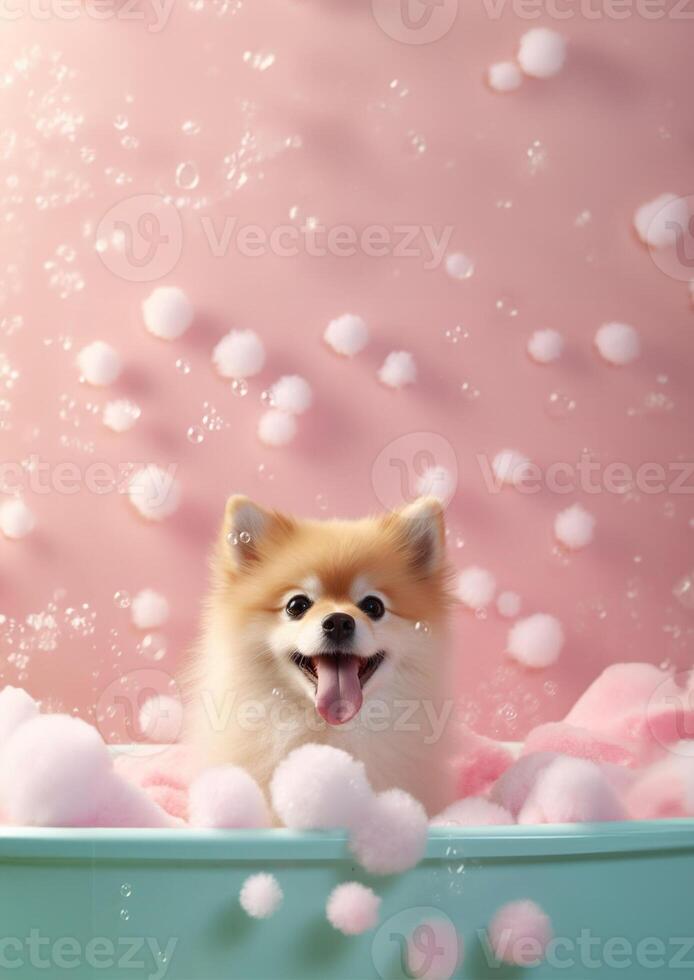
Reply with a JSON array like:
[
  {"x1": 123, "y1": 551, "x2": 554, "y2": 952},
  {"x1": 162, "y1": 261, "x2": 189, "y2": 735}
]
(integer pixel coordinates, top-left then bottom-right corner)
[{"x1": 185, "y1": 496, "x2": 459, "y2": 816}]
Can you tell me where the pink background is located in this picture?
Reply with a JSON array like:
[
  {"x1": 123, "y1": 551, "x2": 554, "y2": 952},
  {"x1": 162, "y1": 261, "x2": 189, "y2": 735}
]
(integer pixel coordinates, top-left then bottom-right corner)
[{"x1": 0, "y1": 0, "x2": 692, "y2": 742}]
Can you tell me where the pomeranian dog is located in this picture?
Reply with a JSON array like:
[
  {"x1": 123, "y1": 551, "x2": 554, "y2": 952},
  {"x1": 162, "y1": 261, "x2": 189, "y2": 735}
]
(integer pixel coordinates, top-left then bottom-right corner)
[{"x1": 187, "y1": 495, "x2": 458, "y2": 815}]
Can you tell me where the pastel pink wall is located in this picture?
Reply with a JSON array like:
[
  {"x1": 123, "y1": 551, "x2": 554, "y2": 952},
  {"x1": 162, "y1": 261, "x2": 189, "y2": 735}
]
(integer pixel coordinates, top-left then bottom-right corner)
[{"x1": 0, "y1": 1, "x2": 692, "y2": 742}]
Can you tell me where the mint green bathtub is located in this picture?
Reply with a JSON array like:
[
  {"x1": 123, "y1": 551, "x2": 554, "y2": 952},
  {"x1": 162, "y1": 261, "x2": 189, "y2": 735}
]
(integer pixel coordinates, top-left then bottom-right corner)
[{"x1": 0, "y1": 822, "x2": 692, "y2": 979}]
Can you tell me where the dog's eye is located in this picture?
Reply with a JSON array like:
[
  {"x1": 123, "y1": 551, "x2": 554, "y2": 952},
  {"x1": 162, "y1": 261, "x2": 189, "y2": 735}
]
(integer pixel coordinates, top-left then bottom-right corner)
[
  {"x1": 359, "y1": 595, "x2": 385, "y2": 620},
  {"x1": 286, "y1": 594, "x2": 312, "y2": 618}
]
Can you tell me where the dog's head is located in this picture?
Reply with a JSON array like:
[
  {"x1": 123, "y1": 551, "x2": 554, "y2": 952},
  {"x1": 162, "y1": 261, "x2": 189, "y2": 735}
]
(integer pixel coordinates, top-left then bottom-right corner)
[{"x1": 212, "y1": 496, "x2": 453, "y2": 726}]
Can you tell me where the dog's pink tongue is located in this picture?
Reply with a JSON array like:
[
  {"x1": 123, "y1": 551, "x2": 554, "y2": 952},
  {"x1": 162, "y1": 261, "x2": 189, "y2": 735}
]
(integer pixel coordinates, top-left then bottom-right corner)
[{"x1": 315, "y1": 655, "x2": 363, "y2": 725}]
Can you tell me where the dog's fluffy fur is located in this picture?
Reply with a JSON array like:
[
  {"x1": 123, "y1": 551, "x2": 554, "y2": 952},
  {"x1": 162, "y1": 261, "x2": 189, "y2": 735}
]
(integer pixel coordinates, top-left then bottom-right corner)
[{"x1": 186, "y1": 496, "x2": 458, "y2": 815}]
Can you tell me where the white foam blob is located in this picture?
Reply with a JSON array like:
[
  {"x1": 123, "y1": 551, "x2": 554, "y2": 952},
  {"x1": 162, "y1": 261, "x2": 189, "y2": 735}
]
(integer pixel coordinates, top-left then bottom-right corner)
[
  {"x1": 634, "y1": 193, "x2": 689, "y2": 249},
  {"x1": 324, "y1": 314, "x2": 369, "y2": 356},
  {"x1": 142, "y1": 286, "x2": 194, "y2": 340},
  {"x1": 131, "y1": 589, "x2": 170, "y2": 629},
  {"x1": 457, "y1": 566, "x2": 497, "y2": 609},
  {"x1": 595, "y1": 322, "x2": 640, "y2": 365},
  {"x1": 507, "y1": 613, "x2": 565, "y2": 668},
  {"x1": 269, "y1": 375, "x2": 313, "y2": 415},
  {"x1": 0, "y1": 497, "x2": 36, "y2": 539},
  {"x1": 258, "y1": 409, "x2": 297, "y2": 447},
  {"x1": 493, "y1": 449, "x2": 532, "y2": 487},
  {"x1": 415, "y1": 465, "x2": 455, "y2": 504},
  {"x1": 554, "y1": 504, "x2": 595, "y2": 550},
  {"x1": 239, "y1": 874, "x2": 283, "y2": 920},
  {"x1": 527, "y1": 329, "x2": 564, "y2": 364},
  {"x1": 378, "y1": 351, "x2": 417, "y2": 389},
  {"x1": 488, "y1": 61, "x2": 522, "y2": 92},
  {"x1": 212, "y1": 329, "x2": 265, "y2": 378},
  {"x1": 518, "y1": 28, "x2": 567, "y2": 79},
  {"x1": 102, "y1": 399, "x2": 141, "y2": 433},
  {"x1": 128, "y1": 465, "x2": 181, "y2": 521},
  {"x1": 77, "y1": 341, "x2": 122, "y2": 386}
]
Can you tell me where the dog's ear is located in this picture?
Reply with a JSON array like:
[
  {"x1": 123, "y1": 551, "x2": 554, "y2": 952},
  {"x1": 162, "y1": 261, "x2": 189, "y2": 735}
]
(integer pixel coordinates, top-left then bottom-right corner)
[
  {"x1": 394, "y1": 497, "x2": 446, "y2": 574},
  {"x1": 222, "y1": 495, "x2": 293, "y2": 571}
]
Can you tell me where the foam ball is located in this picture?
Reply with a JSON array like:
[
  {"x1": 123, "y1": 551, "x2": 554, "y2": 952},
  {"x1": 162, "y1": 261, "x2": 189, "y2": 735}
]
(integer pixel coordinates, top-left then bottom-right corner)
[
  {"x1": 0, "y1": 714, "x2": 112, "y2": 826},
  {"x1": 445, "y1": 252, "x2": 474, "y2": 280},
  {"x1": 138, "y1": 695, "x2": 183, "y2": 744},
  {"x1": 488, "y1": 61, "x2": 522, "y2": 92},
  {"x1": 492, "y1": 449, "x2": 532, "y2": 488},
  {"x1": 506, "y1": 613, "x2": 564, "y2": 668},
  {"x1": 457, "y1": 566, "x2": 496, "y2": 609},
  {"x1": 378, "y1": 351, "x2": 417, "y2": 389},
  {"x1": 131, "y1": 589, "x2": 170, "y2": 629},
  {"x1": 518, "y1": 757, "x2": 627, "y2": 824},
  {"x1": 0, "y1": 686, "x2": 39, "y2": 744},
  {"x1": 490, "y1": 752, "x2": 560, "y2": 817},
  {"x1": 239, "y1": 873, "x2": 283, "y2": 919},
  {"x1": 349, "y1": 788, "x2": 427, "y2": 875},
  {"x1": 142, "y1": 286, "x2": 194, "y2": 340},
  {"x1": 496, "y1": 591, "x2": 521, "y2": 618},
  {"x1": 626, "y1": 756, "x2": 693, "y2": 820},
  {"x1": 213, "y1": 329, "x2": 265, "y2": 378},
  {"x1": 518, "y1": 28, "x2": 566, "y2": 79},
  {"x1": 527, "y1": 329, "x2": 564, "y2": 364},
  {"x1": 634, "y1": 193, "x2": 688, "y2": 249},
  {"x1": 270, "y1": 744, "x2": 373, "y2": 830},
  {"x1": 488, "y1": 900, "x2": 553, "y2": 966},
  {"x1": 128, "y1": 465, "x2": 181, "y2": 521},
  {"x1": 554, "y1": 503, "x2": 595, "y2": 550},
  {"x1": 189, "y1": 766, "x2": 271, "y2": 828},
  {"x1": 0, "y1": 497, "x2": 35, "y2": 539},
  {"x1": 415, "y1": 465, "x2": 455, "y2": 503},
  {"x1": 269, "y1": 375, "x2": 313, "y2": 415},
  {"x1": 324, "y1": 313, "x2": 369, "y2": 356},
  {"x1": 77, "y1": 341, "x2": 122, "y2": 386},
  {"x1": 431, "y1": 797, "x2": 513, "y2": 827},
  {"x1": 258, "y1": 409, "x2": 297, "y2": 447},
  {"x1": 326, "y1": 883, "x2": 381, "y2": 936},
  {"x1": 595, "y1": 322, "x2": 640, "y2": 365},
  {"x1": 102, "y1": 399, "x2": 141, "y2": 433}
]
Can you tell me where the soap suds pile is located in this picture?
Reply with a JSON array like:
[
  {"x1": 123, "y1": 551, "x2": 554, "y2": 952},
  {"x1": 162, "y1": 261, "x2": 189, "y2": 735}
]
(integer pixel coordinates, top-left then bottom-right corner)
[{"x1": 7, "y1": 660, "x2": 693, "y2": 969}]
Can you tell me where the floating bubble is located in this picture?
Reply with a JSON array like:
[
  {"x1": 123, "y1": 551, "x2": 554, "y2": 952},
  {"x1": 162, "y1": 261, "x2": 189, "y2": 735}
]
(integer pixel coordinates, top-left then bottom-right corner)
[
  {"x1": 460, "y1": 380, "x2": 481, "y2": 400},
  {"x1": 546, "y1": 391, "x2": 576, "y2": 419},
  {"x1": 527, "y1": 139, "x2": 547, "y2": 174},
  {"x1": 140, "y1": 633, "x2": 167, "y2": 662},
  {"x1": 231, "y1": 378, "x2": 248, "y2": 397},
  {"x1": 175, "y1": 161, "x2": 199, "y2": 190}
]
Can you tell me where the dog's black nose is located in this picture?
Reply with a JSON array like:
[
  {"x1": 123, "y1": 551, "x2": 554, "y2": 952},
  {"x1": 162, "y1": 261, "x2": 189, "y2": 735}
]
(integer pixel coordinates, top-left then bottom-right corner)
[{"x1": 321, "y1": 612, "x2": 355, "y2": 644}]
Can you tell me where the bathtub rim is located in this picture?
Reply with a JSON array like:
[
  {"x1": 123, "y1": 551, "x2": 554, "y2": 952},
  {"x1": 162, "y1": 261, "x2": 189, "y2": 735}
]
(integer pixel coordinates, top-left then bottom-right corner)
[{"x1": 0, "y1": 820, "x2": 691, "y2": 862}]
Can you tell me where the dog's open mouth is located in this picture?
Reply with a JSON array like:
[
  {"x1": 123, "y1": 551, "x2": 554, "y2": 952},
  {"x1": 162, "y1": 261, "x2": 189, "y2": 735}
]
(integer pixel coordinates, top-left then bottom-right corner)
[{"x1": 290, "y1": 651, "x2": 385, "y2": 726}]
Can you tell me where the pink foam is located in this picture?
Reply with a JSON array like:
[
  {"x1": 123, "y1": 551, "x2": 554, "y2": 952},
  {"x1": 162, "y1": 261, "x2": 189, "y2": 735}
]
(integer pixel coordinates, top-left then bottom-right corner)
[
  {"x1": 522, "y1": 722, "x2": 639, "y2": 768},
  {"x1": 454, "y1": 726, "x2": 515, "y2": 798}
]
